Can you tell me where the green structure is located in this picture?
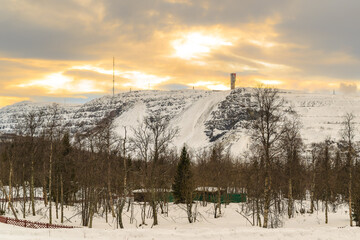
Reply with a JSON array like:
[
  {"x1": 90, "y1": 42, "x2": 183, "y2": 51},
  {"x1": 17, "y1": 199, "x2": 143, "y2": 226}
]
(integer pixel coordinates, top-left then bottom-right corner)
[
  {"x1": 162, "y1": 192, "x2": 247, "y2": 203},
  {"x1": 133, "y1": 189, "x2": 247, "y2": 203},
  {"x1": 193, "y1": 192, "x2": 247, "y2": 203}
]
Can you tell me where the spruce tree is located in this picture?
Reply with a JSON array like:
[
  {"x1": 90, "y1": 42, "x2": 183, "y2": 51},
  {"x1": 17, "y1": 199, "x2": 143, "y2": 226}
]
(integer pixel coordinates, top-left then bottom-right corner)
[
  {"x1": 173, "y1": 146, "x2": 196, "y2": 223},
  {"x1": 172, "y1": 146, "x2": 194, "y2": 204}
]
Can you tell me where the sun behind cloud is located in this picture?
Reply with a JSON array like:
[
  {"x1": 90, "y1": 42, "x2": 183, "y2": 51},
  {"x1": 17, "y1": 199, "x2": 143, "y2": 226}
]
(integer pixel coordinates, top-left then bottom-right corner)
[{"x1": 172, "y1": 32, "x2": 232, "y2": 60}]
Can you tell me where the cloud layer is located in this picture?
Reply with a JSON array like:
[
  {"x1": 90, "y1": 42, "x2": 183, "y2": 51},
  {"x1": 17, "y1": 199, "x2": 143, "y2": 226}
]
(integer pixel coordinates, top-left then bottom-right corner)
[{"x1": 0, "y1": 0, "x2": 360, "y2": 107}]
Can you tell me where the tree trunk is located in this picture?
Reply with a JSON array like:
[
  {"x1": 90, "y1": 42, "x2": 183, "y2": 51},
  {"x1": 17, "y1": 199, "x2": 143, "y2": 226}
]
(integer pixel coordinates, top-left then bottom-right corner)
[
  {"x1": 151, "y1": 197, "x2": 158, "y2": 226},
  {"x1": 56, "y1": 178, "x2": 59, "y2": 220},
  {"x1": 107, "y1": 161, "x2": 116, "y2": 218},
  {"x1": 288, "y1": 178, "x2": 293, "y2": 218},
  {"x1": 141, "y1": 202, "x2": 146, "y2": 225},
  {"x1": 22, "y1": 181, "x2": 26, "y2": 218},
  {"x1": 105, "y1": 199, "x2": 108, "y2": 223},
  {"x1": 217, "y1": 189, "x2": 222, "y2": 216},
  {"x1": 349, "y1": 152, "x2": 353, "y2": 227},
  {"x1": 187, "y1": 202, "x2": 193, "y2": 223},
  {"x1": 89, "y1": 195, "x2": 94, "y2": 228},
  {"x1": 0, "y1": 180, "x2": 18, "y2": 219},
  {"x1": 88, "y1": 188, "x2": 96, "y2": 228},
  {"x1": 60, "y1": 174, "x2": 64, "y2": 223},
  {"x1": 256, "y1": 198, "x2": 261, "y2": 227},
  {"x1": 120, "y1": 130, "x2": 128, "y2": 227},
  {"x1": 310, "y1": 156, "x2": 316, "y2": 214},
  {"x1": 325, "y1": 200, "x2": 328, "y2": 224},
  {"x1": 49, "y1": 142, "x2": 53, "y2": 224},
  {"x1": 252, "y1": 198, "x2": 255, "y2": 226},
  {"x1": 263, "y1": 174, "x2": 271, "y2": 228},
  {"x1": 43, "y1": 161, "x2": 48, "y2": 207},
  {"x1": 9, "y1": 160, "x2": 13, "y2": 208},
  {"x1": 118, "y1": 200, "x2": 125, "y2": 229},
  {"x1": 130, "y1": 199, "x2": 134, "y2": 224},
  {"x1": 30, "y1": 159, "x2": 36, "y2": 216}
]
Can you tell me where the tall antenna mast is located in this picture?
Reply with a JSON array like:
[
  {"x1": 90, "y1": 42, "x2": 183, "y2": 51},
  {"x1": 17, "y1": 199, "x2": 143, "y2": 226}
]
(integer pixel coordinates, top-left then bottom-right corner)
[{"x1": 113, "y1": 56, "x2": 115, "y2": 97}]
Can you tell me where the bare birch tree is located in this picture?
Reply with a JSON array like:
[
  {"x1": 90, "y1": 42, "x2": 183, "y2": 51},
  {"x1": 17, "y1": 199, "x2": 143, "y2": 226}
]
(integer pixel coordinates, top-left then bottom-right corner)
[
  {"x1": 340, "y1": 113, "x2": 356, "y2": 227},
  {"x1": 281, "y1": 115, "x2": 303, "y2": 218},
  {"x1": 45, "y1": 104, "x2": 61, "y2": 224},
  {"x1": 249, "y1": 87, "x2": 285, "y2": 228},
  {"x1": 131, "y1": 114, "x2": 178, "y2": 226}
]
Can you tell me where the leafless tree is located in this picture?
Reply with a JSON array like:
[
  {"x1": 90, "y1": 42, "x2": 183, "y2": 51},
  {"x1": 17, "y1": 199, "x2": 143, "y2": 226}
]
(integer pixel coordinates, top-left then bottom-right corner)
[
  {"x1": 116, "y1": 127, "x2": 129, "y2": 229},
  {"x1": 340, "y1": 113, "x2": 356, "y2": 226},
  {"x1": 281, "y1": 115, "x2": 303, "y2": 218},
  {"x1": 44, "y1": 103, "x2": 62, "y2": 224},
  {"x1": 131, "y1": 114, "x2": 178, "y2": 226},
  {"x1": 93, "y1": 116, "x2": 119, "y2": 219},
  {"x1": 17, "y1": 110, "x2": 44, "y2": 216},
  {"x1": 249, "y1": 86, "x2": 285, "y2": 228}
]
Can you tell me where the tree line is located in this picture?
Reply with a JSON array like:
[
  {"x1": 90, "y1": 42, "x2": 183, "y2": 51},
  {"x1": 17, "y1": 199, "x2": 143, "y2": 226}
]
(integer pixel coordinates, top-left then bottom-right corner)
[{"x1": 0, "y1": 87, "x2": 359, "y2": 228}]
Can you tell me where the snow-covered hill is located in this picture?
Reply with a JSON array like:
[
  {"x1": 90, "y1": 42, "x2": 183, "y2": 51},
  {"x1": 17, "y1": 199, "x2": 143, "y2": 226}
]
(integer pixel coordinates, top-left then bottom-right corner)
[{"x1": 1, "y1": 89, "x2": 360, "y2": 155}]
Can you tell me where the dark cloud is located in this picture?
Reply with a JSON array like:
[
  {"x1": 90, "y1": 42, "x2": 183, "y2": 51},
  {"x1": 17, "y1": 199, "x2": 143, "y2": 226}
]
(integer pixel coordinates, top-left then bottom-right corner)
[
  {"x1": 0, "y1": 0, "x2": 115, "y2": 60},
  {"x1": 103, "y1": 0, "x2": 290, "y2": 27},
  {"x1": 277, "y1": 0, "x2": 360, "y2": 58}
]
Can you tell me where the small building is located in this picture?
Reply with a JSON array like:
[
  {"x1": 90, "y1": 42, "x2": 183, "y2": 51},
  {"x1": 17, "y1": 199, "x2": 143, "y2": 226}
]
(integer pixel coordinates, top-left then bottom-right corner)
[
  {"x1": 133, "y1": 188, "x2": 173, "y2": 202},
  {"x1": 194, "y1": 187, "x2": 247, "y2": 203},
  {"x1": 132, "y1": 187, "x2": 246, "y2": 203}
]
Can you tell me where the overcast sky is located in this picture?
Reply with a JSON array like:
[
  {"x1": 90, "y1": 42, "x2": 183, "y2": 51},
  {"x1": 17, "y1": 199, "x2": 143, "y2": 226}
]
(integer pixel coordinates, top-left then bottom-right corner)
[{"x1": 0, "y1": 0, "x2": 359, "y2": 107}]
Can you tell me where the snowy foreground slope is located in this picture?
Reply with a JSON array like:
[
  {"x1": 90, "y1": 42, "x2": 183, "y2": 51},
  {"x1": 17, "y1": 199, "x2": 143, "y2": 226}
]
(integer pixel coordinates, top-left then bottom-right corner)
[
  {"x1": 1, "y1": 89, "x2": 360, "y2": 154},
  {"x1": 0, "y1": 202, "x2": 359, "y2": 240},
  {"x1": 1, "y1": 224, "x2": 358, "y2": 240}
]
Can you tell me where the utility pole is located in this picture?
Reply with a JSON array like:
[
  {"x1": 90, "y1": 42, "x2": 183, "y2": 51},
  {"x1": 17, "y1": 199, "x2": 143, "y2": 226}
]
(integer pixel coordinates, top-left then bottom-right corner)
[{"x1": 113, "y1": 56, "x2": 115, "y2": 97}]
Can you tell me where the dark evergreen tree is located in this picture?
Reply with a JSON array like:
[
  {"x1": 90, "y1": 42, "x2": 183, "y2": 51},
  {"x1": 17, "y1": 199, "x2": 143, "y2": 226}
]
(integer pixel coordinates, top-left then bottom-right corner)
[
  {"x1": 172, "y1": 146, "x2": 195, "y2": 223},
  {"x1": 172, "y1": 146, "x2": 194, "y2": 204}
]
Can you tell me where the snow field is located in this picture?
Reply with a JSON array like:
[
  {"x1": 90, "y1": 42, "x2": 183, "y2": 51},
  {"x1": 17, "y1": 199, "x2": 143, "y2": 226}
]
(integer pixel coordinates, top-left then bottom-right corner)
[{"x1": 1, "y1": 200, "x2": 359, "y2": 239}]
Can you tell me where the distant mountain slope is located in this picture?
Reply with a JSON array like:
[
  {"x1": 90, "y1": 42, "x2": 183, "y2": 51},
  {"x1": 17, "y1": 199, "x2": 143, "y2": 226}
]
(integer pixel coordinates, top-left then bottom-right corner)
[{"x1": 1, "y1": 89, "x2": 360, "y2": 155}]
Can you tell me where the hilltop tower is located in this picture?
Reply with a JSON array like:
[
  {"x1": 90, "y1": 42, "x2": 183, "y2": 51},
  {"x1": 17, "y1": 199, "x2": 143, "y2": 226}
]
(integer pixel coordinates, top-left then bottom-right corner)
[{"x1": 230, "y1": 73, "x2": 236, "y2": 90}]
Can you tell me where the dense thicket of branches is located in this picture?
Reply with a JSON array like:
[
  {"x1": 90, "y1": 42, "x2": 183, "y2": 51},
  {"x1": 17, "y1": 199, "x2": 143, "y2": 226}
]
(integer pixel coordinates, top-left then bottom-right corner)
[{"x1": 0, "y1": 90, "x2": 360, "y2": 228}]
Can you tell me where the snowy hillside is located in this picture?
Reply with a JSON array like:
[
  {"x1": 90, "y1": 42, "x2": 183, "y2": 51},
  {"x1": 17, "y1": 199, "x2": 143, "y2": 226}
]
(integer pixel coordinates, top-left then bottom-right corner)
[{"x1": 1, "y1": 89, "x2": 360, "y2": 155}]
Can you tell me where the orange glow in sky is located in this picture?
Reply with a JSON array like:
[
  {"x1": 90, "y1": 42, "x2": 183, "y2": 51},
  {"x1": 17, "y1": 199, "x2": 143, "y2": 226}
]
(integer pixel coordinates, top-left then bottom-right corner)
[{"x1": 0, "y1": 1, "x2": 359, "y2": 107}]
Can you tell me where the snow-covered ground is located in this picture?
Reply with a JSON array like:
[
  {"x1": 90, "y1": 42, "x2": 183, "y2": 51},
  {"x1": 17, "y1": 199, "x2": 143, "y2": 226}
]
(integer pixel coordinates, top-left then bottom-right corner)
[
  {"x1": 1, "y1": 200, "x2": 359, "y2": 239},
  {"x1": 1, "y1": 223, "x2": 359, "y2": 240}
]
